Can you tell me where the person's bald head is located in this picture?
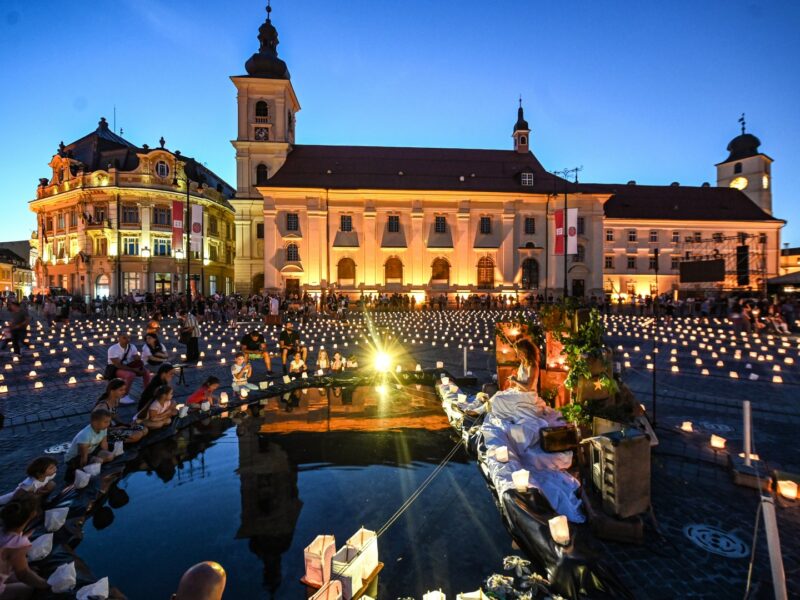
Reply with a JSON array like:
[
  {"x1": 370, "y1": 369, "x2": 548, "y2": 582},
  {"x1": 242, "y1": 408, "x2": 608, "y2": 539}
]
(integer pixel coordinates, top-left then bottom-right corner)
[{"x1": 173, "y1": 562, "x2": 227, "y2": 600}]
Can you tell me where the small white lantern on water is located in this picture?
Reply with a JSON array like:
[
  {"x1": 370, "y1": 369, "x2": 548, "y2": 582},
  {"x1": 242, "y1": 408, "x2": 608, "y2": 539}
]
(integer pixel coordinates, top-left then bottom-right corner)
[{"x1": 220, "y1": 392, "x2": 229, "y2": 405}]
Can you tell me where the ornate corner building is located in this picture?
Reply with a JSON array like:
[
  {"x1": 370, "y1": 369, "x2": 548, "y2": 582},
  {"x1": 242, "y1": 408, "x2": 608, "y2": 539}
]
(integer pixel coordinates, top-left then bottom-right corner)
[
  {"x1": 232, "y1": 8, "x2": 783, "y2": 300},
  {"x1": 29, "y1": 119, "x2": 236, "y2": 298}
]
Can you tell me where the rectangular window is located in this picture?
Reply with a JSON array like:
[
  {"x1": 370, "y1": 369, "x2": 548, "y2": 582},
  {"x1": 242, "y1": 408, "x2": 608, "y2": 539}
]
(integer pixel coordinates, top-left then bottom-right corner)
[
  {"x1": 434, "y1": 216, "x2": 446, "y2": 234},
  {"x1": 225, "y1": 277, "x2": 232, "y2": 295},
  {"x1": 208, "y1": 216, "x2": 219, "y2": 236},
  {"x1": 94, "y1": 237, "x2": 107, "y2": 256},
  {"x1": 122, "y1": 236, "x2": 139, "y2": 256},
  {"x1": 209, "y1": 245, "x2": 219, "y2": 262},
  {"x1": 672, "y1": 231, "x2": 680, "y2": 243},
  {"x1": 57, "y1": 214, "x2": 65, "y2": 229},
  {"x1": 649, "y1": 230, "x2": 658, "y2": 243},
  {"x1": 649, "y1": 255, "x2": 657, "y2": 270},
  {"x1": 577, "y1": 216, "x2": 585, "y2": 235},
  {"x1": 627, "y1": 230, "x2": 637, "y2": 242},
  {"x1": 606, "y1": 229, "x2": 614, "y2": 242},
  {"x1": 604, "y1": 256, "x2": 614, "y2": 269},
  {"x1": 759, "y1": 233, "x2": 767, "y2": 244},
  {"x1": 521, "y1": 172, "x2": 534, "y2": 186},
  {"x1": 121, "y1": 205, "x2": 139, "y2": 224},
  {"x1": 524, "y1": 217, "x2": 535, "y2": 235},
  {"x1": 209, "y1": 275, "x2": 217, "y2": 295},
  {"x1": 152, "y1": 206, "x2": 171, "y2": 226},
  {"x1": 712, "y1": 232, "x2": 723, "y2": 242},
  {"x1": 627, "y1": 256, "x2": 636, "y2": 270},
  {"x1": 69, "y1": 211, "x2": 78, "y2": 227},
  {"x1": 480, "y1": 216, "x2": 492, "y2": 235},
  {"x1": 671, "y1": 256, "x2": 680, "y2": 270},
  {"x1": 341, "y1": 215, "x2": 353, "y2": 232},
  {"x1": 694, "y1": 232, "x2": 702, "y2": 242},
  {"x1": 46, "y1": 218, "x2": 54, "y2": 232},
  {"x1": 122, "y1": 272, "x2": 141, "y2": 294},
  {"x1": 387, "y1": 215, "x2": 400, "y2": 233},
  {"x1": 286, "y1": 213, "x2": 299, "y2": 231},
  {"x1": 152, "y1": 237, "x2": 171, "y2": 256},
  {"x1": 94, "y1": 206, "x2": 106, "y2": 223},
  {"x1": 256, "y1": 223, "x2": 264, "y2": 239}
]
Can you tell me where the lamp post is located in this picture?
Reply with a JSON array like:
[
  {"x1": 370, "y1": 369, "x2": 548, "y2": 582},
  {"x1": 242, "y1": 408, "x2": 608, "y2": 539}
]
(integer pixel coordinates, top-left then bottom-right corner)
[
  {"x1": 554, "y1": 167, "x2": 582, "y2": 299},
  {"x1": 172, "y1": 173, "x2": 195, "y2": 301}
]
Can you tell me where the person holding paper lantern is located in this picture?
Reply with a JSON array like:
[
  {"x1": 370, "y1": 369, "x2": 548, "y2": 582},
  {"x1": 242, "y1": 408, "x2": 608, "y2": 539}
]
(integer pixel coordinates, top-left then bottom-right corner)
[
  {"x1": 93, "y1": 379, "x2": 148, "y2": 444},
  {"x1": 142, "y1": 385, "x2": 178, "y2": 430},
  {"x1": 288, "y1": 352, "x2": 307, "y2": 376},
  {"x1": 505, "y1": 339, "x2": 539, "y2": 393},
  {"x1": 0, "y1": 457, "x2": 58, "y2": 507},
  {"x1": 186, "y1": 377, "x2": 221, "y2": 410},
  {"x1": 64, "y1": 409, "x2": 114, "y2": 470},
  {"x1": 0, "y1": 495, "x2": 50, "y2": 598},
  {"x1": 231, "y1": 353, "x2": 259, "y2": 395}
]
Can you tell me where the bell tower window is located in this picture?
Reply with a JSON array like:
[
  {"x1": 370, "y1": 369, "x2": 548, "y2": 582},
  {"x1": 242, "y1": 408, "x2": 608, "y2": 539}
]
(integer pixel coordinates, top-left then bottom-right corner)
[
  {"x1": 256, "y1": 164, "x2": 269, "y2": 186},
  {"x1": 255, "y1": 101, "x2": 270, "y2": 124}
]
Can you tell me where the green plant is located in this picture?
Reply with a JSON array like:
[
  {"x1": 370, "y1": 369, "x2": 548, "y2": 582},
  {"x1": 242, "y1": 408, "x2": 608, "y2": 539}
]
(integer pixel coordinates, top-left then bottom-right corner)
[
  {"x1": 540, "y1": 387, "x2": 558, "y2": 408},
  {"x1": 558, "y1": 309, "x2": 618, "y2": 394},
  {"x1": 560, "y1": 401, "x2": 589, "y2": 425}
]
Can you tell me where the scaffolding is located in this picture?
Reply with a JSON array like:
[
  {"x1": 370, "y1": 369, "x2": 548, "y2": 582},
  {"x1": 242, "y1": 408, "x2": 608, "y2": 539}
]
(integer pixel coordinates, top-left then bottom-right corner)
[{"x1": 675, "y1": 232, "x2": 767, "y2": 295}]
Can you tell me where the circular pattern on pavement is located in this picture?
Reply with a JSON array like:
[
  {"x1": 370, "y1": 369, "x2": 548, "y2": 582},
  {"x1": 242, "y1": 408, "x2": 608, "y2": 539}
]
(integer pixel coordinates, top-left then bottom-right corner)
[{"x1": 683, "y1": 524, "x2": 749, "y2": 558}]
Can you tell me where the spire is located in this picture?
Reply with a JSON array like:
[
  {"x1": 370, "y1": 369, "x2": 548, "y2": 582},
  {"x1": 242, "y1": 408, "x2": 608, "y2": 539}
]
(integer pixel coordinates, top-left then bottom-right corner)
[
  {"x1": 244, "y1": 1, "x2": 290, "y2": 79},
  {"x1": 514, "y1": 97, "x2": 529, "y2": 132},
  {"x1": 739, "y1": 112, "x2": 746, "y2": 135}
]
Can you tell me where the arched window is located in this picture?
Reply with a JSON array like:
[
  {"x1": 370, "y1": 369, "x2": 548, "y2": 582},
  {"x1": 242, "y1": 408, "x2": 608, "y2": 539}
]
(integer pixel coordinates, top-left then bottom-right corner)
[
  {"x1": 256, "y1": 163, "x2": 269, "y2": 186},
  {"x1": 477, "y1": 256, "x2": 494, "y2": 288},
  {"x1": 255, "y1": 101, "x2": 269, "y2": 120},
  {"x1": 286, "y1": 243, "x2": 299, "y2": 262},
  {"x1": 431, "y1": 257, "x2": 450, "y2": 284},
  {"x1": 337, "y1": 258, "x2": 356, "y2": 285},
  {"x1": 573, "y1": 244, "x2": 586, "y2": 264},
  {"x1": 384, "y1": 256, "x2": 403, "y2": 284},
  {"x1": 521, "y1": 258, "x2": 539, "y2": 289},
  {"x1": 95, "y1": 274, "x2": 110, "y2": 298},
  {"x1": 734, "y1": 162, "x2": 742, "y2": 174}
]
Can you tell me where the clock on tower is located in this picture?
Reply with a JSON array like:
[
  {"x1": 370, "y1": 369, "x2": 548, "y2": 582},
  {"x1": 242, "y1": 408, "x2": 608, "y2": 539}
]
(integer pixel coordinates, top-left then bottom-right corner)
[{"x1": 254, "y1": 127, "x2": 269, "y2": 141}]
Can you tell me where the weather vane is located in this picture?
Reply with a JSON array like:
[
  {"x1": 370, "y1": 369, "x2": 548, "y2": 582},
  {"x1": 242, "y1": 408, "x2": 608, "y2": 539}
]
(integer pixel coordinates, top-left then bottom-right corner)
[{"x1": 739, "y1": 112, "x2": 746, "y2": 135}]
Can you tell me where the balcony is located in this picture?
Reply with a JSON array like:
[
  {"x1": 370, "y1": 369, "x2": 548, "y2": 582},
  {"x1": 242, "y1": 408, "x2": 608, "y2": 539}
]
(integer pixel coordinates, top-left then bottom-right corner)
[{"x1": 254, "y1": 116, "x2": 270, "y2": 125}]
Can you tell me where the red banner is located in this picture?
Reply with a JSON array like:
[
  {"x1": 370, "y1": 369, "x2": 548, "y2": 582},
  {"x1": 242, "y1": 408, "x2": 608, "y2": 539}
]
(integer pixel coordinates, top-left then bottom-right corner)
[
  {"x1": 172, "y1": 201, "x2": 184, "y2": 250},
  {"x1": 554, "y1": 209, "x2": 564, "y2": 256}
]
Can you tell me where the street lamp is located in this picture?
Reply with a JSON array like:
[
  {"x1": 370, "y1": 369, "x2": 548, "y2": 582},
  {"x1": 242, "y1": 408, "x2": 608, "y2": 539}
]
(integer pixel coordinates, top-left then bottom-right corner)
[{"x1": 141, "y1": 246, "x2": 151, "y2": 259}]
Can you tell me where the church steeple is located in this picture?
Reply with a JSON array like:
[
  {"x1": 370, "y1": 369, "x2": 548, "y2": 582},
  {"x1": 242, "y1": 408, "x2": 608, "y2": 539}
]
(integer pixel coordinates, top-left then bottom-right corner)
[
  {"x1": 512, "y1": 97, "x2": 530, "y2": 154},
  {"x1": 245, "y1": 1, "x2": 290, "y2": 80}
]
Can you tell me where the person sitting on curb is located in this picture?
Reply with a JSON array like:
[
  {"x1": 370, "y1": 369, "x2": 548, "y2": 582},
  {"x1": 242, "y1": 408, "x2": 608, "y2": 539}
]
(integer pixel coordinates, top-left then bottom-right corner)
[
  {"x1": 186, "y1": 376, "x2": 221, "y2": 410},
  {"x1": 288, "y1": 352, "x2": 307, "y2": 376},
  {"x1": 278, "y1": 322, "x2": 306, "y2": 374},
  {"x1": 141, "y1": 333, "x2": 168, "y2": 368},
  {"x1": 239, "y1": 330, "x2": 273, "y2": 375},
  {"x1": 94, "y1": 378, "x2": 148, "y2": 445},
  {"x1": 316, "y1": 347, "x2": 330, "y2": 373},
  {"x1": 142, "y1": 385, "x2": 178, "y2": 430},
  {"x1": 107, "y1": 333, "x2": 152, "y2": 405},
  {"x1": 171, "y1": 561, "x2": 226, "y2": 600},
  {"x1": 138, "y1": 363, "x2": 178, "y2": 412},
  {"x1": 331, "y1": 351, "x2": 345, "y2": 372},
  {"x1": 64, "y1": 409, "x2": 115, "y2": 470},
  {"x1": 0, "y1": 457, "x2": 58, "y2": 507},
  {"x1": 231, "y1": 353, "x2": 259, "y2": 395},
  {"x1": 0, "y1": 495, "x2": 51, "y2": 598}
]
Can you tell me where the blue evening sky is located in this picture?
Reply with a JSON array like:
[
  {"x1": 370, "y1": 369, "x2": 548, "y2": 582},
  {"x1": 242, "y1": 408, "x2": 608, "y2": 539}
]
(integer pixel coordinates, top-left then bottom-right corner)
[{"x1": 1, "y1": 1, "x2": 798, "y2": 243}]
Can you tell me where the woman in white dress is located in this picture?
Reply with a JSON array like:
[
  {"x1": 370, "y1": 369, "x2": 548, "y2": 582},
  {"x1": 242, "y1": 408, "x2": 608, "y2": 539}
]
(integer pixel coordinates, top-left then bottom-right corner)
[{"x1": 506, "y1": 339, "x2": 539, "y2": 393}]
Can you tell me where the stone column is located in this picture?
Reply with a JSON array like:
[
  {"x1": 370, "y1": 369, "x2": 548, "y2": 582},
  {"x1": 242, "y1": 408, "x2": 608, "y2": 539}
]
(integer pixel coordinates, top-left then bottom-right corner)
[
  {"x1": 363, "y1": 206, "x2": 377, "y2": 286},
  {"x1": 500, "y1": 208, "x2": 516, "y2": 286}
]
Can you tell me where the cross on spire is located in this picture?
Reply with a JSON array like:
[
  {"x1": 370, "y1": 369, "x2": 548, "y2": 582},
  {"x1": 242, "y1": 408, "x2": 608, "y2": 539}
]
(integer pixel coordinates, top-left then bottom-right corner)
[
  {"x1": 519, "y1": 94, "x2": 522, "y2": 108},
  {"x1": 739, "y1": 112, "x2": 746, "y2": 135},
  {"x1": 266, "y1": 0, "x2": 272, "y2": 20}
]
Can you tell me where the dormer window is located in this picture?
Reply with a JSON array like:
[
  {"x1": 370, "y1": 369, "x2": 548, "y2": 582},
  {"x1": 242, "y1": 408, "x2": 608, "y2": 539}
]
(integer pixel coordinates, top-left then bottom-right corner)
[
  {"x1": 155, "y1": 161, "x2": 169, "y2": 178},
  {"x1": 521, "y1": 172, "x2": 534, "y2": 186}
]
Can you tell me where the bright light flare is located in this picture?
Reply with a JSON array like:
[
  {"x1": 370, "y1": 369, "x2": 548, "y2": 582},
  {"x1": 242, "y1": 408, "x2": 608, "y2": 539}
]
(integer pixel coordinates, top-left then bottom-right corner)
[{"x1": 374, "y1": 351, "x2": 392, "y2": 373}]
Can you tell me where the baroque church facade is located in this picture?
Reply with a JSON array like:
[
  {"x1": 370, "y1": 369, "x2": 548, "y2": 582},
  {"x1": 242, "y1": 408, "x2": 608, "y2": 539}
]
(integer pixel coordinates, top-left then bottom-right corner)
[{"x1": 232, "y1": 8, "x2": 783, "y2": 301}]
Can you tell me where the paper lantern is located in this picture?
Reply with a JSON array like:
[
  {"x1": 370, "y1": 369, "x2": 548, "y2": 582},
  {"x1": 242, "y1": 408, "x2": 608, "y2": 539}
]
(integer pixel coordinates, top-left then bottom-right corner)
[
  {"x1": 240, "y1": 389, "x2": 249, "y2": 399},
  {"x1": 0, "y1": 385, "x2": 8, "y2": 394},
  {"x1": 494, "y1": 446, "x2": 509, "y2": 462},
  {"x1": 177, "y1": 404, "x2": 189, "y2": 418},
  {"x1": 220, "y1": 392, "x2": 229, "y2": 405},
  {"x1": 200, "y1": 401, "x2": 211, "y2": 411},
  {"x1": 422, "y1": 592, "x2": 446, "y2": 600},
  {"x1": 548, "y1": 515, "x2": 570, "y2": 546},
  {"x1": 68, "y1": 376, "x2": 77, "y2": 384},
  {"x1": 680, "y1": 421, "x2": 693, "y2": 432},
  {"x1": 710, "y1": 435, "x2": 726, "y2": 449},
  {"x1": 34, "y1": 382, "x2": 43, "y2": 389},
  {"x1": 511, "y1": 469, "x2": 529, "y2": 492},
  {"x1": 777, "y1": 480, "x2": 797, "y2": 500}
]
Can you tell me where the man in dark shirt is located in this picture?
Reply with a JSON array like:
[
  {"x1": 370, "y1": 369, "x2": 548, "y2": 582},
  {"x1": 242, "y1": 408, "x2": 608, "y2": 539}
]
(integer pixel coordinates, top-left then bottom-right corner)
[
  {"x1": 239, "y1": 329, "x2": 273, "y2": 374},
  {"x1": 278, "y1": 322, "x2": 306, "y2": 374},
  {"x1": 4, "y1": 301, "x2": 29, "y2": 356}
]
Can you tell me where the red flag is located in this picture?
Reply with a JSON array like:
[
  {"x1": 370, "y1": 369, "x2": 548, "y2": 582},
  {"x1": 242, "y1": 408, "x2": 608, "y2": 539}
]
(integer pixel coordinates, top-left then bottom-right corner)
[
  {"x1": 554, "y1": 209, "x2": 564, "y2": 256},
  {"x1": 172, "y1": 201, "x2": 184, "y2": 250}
]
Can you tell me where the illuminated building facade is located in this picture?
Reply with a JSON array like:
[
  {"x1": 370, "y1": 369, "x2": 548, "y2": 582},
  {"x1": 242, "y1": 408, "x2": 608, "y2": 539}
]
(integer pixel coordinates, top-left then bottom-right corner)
[
  {"x1": 232, "y1": 8, "x2": 782, "y2": 299},
  {"x1": 29, "y1": 119, "x2": 236, "y2": 299}
]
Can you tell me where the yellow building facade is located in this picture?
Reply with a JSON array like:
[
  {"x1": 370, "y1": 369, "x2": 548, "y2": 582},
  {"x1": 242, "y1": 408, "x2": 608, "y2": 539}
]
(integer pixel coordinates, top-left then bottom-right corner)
[{"x1": 29, "y1": 119, "x2": 236, "y2": 299}]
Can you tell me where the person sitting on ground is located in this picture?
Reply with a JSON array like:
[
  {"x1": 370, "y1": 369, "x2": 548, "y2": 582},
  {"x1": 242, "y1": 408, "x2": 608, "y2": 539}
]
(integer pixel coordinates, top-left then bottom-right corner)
[
  {"x1": 107, "y1": 333, "x2": 152, "y2": 404},
  {"x1": 0, "y1": 457, "x2": 58, "y2": 507},
  {"x1": 146, "y1": 312, "x2": 161, "y2": 336},
  {"x1": 331, "y1": 351, "x2": 344, "y2": 372},
  {"x1": 187, "y1": 377, "x2": 221, "y2": 409},
  {"x1": 0, "y1": 495, "x2": 51, "y2": 598},
  {"x1": 138, "y1": 363, "x2": 178, "y2": 411},
  {"x1": 64, "y1": 409, "x2": 115, "y2": 470},
  {"x1": 239, "y1": 329, "x2": 273, "y2": 374},
  {"x1": 288, "y1": 352, "x2": 307, "y2": 375},
  {"x1": 231, "y1": 353, "x2": 259, "y2": 395},
  {"x1": 506, "y1": 339, "x2": 540, "y2": 393},
  {"x1": 278, "y1": 322, "x2": 306, "y2": 374},
  {"x1": 141, "y1": 333, "x2": 168, "y2": 368},
  {"x1": 345, "y1": 355, "x2": 359, "y2": 369},
  {"x1": 316, "y1": 348, "x2": 330, "y2": 373},
  {"x1": 172, "y1": 561, "x2": 227, "y2": 600},
  {"x1": 142, "y1": 385, "x2": 178, "y2": 429},
  {"x1": 94, "y1": 378, "x2": 147, "y2": 445}
]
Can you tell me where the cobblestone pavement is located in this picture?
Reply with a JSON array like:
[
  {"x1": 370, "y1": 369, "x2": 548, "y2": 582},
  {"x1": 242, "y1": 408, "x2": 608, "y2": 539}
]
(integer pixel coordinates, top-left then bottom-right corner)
[{"x1": 0, "y1": 309, "x2": 797, "y2": 598}]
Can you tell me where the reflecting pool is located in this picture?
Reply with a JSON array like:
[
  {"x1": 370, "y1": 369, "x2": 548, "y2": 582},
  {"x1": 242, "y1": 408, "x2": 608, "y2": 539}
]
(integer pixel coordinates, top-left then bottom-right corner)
[{"x1": 76, "y1": 385, "x2": 513, "y2": 598}]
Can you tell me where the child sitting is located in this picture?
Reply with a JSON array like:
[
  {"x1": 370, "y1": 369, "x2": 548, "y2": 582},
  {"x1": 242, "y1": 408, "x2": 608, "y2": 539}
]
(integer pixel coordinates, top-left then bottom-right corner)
[
  {"x1": 288, "y1": 352, "x2": 307, "y2": 375},
  {"x1": 142, "y1": 385, "x2": 178, "y2": 430},
  {"x1": 331, "y1": 352, "x2": 345, "y2": 372},
  {"x1": 316, "y1": 348, "x2": 330, "y2": 373},
  {"x1": 64, "y1": 409, "x2": 115, "y2": 470},
  {"x1": 187, "y1": 376, "x2": 221, "y2": 409},
  {"x1": 0, "y1": 457, "x2": 58, "y2": 506},
  {"x1": 0, "y1": 495, "x2": 50, "y2": 597},
  {"x1": 231, "y1": 353, "x2": 259, "y2": 395}
]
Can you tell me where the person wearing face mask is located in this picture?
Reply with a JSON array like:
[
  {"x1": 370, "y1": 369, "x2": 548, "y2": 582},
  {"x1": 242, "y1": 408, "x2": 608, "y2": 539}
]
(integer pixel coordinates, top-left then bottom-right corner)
[{"x1": 0, "y1": 457, "x2": 58, "y2": 506}]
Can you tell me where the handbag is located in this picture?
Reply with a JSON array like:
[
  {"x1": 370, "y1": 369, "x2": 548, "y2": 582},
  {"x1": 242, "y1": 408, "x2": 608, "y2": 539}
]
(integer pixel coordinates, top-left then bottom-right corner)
[
  {"x1": 179, "y1": 328, "x2": 192, "y2": 345},
  {"x1": 540, "y1": 424, "x2": 579, "y2": 453},
  {"x1": 104, "y1": 345, "x2": 131, "y2": 380}
]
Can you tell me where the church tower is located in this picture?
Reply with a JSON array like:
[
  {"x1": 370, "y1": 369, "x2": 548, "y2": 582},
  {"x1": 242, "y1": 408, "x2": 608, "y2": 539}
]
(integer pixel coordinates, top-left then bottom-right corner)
[
  {"x1": 231, "y1": 2, "x2": 301, "y2": 292},
  {"x1": 716, "y1": 114, "x2": 773, "y2": 215},
  {"x1": 512, "y1": 99, "x2": 530, "y2": 154}
]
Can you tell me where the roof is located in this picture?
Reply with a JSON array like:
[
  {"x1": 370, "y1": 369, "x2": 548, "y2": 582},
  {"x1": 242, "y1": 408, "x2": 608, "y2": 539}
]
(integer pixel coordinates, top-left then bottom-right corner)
[
  {"x1": 721, "y1": 132, "x2": 762, "y2": 163},
  {"x1": 264, "y1": 144, "x2": 571, "y2": 193},
  {"x1": 0, "y1": 248, "x2": 29, "y2": 267},
  {"x1": 781, "y1": 247, "x2": 800, "y2": 256},
  {"x1": 767, "y1": 271, "x2": 800, "y2": 285},
  {"x1": 58, "y1": 118, "x2": 235, "y2": 207},
  {"x1": 581, "y1": 182, "x2": 782, "y2": 222}
]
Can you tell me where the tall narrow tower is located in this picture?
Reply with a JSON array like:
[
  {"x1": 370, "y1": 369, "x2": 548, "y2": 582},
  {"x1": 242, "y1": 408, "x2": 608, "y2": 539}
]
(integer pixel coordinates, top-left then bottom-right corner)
[
  {"x1": 512, "y1": 98, "x2": 530, "y2": 154},
  {"x1": 231, "y1": 2, "x2": 301, "y2": 292},
  {"x1": 716, "y1": 114, "x2": 773, "y2": 215}
]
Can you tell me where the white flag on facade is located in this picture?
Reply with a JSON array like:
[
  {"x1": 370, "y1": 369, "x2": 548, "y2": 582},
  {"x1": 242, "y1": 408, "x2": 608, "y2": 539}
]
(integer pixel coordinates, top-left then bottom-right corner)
[
  {"x1": 190, "y1": 204, "x2": 203, "y2": 252},
  {"x1": 566, "y1": 208, "x2": 578, "y2": 255}
]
